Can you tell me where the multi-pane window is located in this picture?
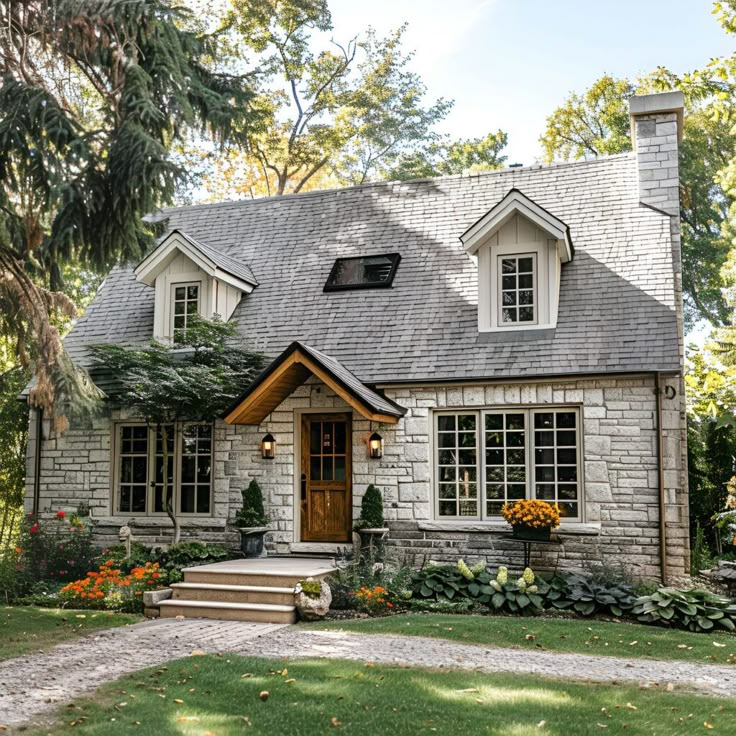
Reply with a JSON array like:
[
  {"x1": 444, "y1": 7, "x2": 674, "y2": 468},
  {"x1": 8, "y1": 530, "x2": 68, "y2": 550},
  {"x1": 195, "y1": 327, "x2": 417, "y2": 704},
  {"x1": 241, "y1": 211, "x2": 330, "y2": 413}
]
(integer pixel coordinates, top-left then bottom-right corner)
[
  {"x1": 485, "y1": 413, "x2": 526, "y2": 515},
  {"x1": 115, "y1": 423, "x2": 212, "y2": 515},
  {"x1": 172, "y1": 283, "x2": 200, "y2": 341},
  {"x1": 499, "y1": 255, "x2": 536, "y2": 324},
  {"x1": 435, "y1": 408, "x2": 580, "y2": 521},
  {"x1": 436, "y1": 414, "x2": 478, "y2": 517},
  {"x1": 309, "y1": 418, "x2": 348, "y2": 482},
  {"x1": 180, "y1": 424, "x2": 213, "y2": 514}
]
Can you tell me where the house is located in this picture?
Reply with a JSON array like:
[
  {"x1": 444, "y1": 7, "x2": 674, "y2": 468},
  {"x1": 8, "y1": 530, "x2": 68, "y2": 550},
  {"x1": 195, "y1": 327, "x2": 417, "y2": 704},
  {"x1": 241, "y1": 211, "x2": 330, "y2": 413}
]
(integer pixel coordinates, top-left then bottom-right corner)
[{"x1": 25, "y1": 92, "x2": 690, "y2": 582}]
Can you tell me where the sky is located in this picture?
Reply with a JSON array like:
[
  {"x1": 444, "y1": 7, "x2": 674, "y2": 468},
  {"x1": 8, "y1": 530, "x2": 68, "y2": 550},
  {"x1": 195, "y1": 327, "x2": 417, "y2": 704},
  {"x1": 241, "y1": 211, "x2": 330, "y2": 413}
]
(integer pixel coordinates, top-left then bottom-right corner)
[{"x1": 328, "y1": 0, "x2": 734, "y2": 163}]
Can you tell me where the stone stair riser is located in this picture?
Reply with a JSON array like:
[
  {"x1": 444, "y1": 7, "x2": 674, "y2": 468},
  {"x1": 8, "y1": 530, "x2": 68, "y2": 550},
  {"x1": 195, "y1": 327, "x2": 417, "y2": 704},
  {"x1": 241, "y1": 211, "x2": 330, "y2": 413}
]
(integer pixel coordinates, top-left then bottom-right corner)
[
  {"x1": 160, "y1": 604, "x2": 296, "y2": 624},
  {"x1": 171, "y1": 588, "x2": 295, "y2": 606},
  {"x1": 183, "y1": 571, "x2": 327, "y2": 587}
]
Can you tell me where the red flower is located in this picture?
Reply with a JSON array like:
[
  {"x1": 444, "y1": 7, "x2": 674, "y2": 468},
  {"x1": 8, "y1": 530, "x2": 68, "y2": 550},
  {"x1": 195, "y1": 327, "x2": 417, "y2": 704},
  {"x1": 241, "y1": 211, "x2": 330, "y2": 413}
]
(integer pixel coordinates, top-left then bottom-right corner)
[
  {"x1": 29, "y1": 523, "x2": 39, "y2": 534},
  {"x1": 14, "y1": 547, "x2": 21, "y2": 554},
  {"x1": 56, "y1": 510, "x2": 66, "y2": 519}
]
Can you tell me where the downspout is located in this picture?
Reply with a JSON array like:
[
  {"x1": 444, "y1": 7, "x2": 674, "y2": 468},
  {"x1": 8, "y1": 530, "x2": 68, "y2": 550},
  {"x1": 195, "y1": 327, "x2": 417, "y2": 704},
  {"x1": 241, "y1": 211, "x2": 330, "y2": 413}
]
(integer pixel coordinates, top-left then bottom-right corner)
[
  {"x1": 654, "y1": 373, "x2": 668, "y2": 586},
  {"x1": 32, "y1": 407, "x2": 43, "y2": 517}
]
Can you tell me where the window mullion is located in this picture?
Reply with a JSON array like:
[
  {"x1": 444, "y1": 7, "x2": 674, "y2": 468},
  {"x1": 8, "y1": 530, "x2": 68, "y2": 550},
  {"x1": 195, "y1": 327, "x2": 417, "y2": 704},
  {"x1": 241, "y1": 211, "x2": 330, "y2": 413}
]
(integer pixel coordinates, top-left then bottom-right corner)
[{"x1": 480, "y1": 410, "x2": 486, "y2": 520}]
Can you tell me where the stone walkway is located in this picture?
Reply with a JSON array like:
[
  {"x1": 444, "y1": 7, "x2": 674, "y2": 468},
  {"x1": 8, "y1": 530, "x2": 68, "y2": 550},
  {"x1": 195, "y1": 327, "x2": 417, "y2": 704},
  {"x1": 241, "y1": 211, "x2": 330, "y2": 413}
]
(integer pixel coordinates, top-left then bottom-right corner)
[{"x1": 2, "y1": 619, "x2": 735, "y2": 731}]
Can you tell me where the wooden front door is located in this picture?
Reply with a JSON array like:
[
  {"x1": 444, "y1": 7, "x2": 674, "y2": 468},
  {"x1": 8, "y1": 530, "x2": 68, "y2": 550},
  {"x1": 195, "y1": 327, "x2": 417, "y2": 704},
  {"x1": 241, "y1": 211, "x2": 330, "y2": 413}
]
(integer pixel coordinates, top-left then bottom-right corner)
[{"x1": 301, "y1": 413, "x2": 352, "y2": 542}]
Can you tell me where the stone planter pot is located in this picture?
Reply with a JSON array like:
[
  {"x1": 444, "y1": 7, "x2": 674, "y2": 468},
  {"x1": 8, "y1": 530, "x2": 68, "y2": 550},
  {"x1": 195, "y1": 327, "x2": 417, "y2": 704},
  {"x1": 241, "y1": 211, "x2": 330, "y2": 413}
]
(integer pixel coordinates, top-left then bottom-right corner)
[
  {"x1": 512, "y1": 524, "x2": 551, "y2": 542},
  {"x1": 238, "y1": 527, "x2": 269, "y2": 558},
  {"x1": 356, "y1": 527, "x2": 390, "y2": 558},
  {"x1": 295, "y1": 578, "x2": 332, "y2": 621}
]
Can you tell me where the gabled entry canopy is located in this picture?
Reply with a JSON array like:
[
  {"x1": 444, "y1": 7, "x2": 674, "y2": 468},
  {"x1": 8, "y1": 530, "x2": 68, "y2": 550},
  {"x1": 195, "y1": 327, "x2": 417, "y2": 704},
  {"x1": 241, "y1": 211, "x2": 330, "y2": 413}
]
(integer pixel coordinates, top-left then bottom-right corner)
[{"x1": 223, "y1": 342, "x2": 407, "y2": 425}]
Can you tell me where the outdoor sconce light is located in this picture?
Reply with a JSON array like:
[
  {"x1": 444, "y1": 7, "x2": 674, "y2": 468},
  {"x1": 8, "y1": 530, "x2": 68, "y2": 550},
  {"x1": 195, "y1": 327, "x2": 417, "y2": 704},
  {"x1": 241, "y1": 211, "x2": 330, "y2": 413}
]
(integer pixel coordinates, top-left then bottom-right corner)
[
  {"x1": 261, "y1": 433, "x2": 275, "y2": 459},
  {"x1": 368, "y1": 432, "x2": 383, "y2": 459}
]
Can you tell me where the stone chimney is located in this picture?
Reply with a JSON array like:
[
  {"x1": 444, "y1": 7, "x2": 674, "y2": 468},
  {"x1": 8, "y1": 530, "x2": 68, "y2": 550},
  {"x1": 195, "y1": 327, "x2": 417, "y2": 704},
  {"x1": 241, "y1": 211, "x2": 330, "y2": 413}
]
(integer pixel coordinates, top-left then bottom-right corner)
[{"x1": 629, "y1": 91, "x2": 684, "y2": 216}]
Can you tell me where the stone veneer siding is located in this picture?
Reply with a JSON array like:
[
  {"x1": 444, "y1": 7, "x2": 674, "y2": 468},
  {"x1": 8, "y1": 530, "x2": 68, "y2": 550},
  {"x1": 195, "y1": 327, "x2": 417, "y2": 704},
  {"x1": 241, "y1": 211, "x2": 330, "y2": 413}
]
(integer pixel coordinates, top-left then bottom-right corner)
[{"x1": 26, "y1": 373, "x2": 688, "y2": 580}]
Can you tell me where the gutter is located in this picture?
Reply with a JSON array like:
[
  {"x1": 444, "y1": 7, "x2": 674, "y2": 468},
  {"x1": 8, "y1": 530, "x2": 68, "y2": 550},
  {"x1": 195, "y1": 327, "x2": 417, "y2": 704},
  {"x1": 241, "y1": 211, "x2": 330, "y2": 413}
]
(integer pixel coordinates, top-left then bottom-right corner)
[
  {"x1": 654, "y1": 372, "x2": 668, "y2": 586},
  {"x1": 32, "y1": 407, "x2": 43, "y2": 517}
]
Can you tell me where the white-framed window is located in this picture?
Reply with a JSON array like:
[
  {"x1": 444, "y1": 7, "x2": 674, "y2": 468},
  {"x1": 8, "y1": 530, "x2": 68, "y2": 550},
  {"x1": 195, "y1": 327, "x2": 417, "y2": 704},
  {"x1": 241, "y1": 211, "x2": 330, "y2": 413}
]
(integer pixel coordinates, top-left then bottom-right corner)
[
  {"x1": 434, "y1": 408, "x2": 581, "y2": 521},
  {"x1": 498, "y1": 253, "x2": 536, "y2": 325},
  {"x1": 114, "y1": 422, "x2": 213, "y2": 515},
  {"x1": 171, "y1": 282, "x2": 200, "y2": 342}
]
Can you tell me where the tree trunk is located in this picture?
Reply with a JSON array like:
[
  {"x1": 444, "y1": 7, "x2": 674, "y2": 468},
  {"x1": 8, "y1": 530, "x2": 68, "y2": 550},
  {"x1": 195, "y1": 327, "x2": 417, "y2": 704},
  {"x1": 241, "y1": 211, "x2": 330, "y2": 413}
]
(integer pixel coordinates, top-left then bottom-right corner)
[{"x1": 161, "y1": 425, "x2": 180, "y2": 544}]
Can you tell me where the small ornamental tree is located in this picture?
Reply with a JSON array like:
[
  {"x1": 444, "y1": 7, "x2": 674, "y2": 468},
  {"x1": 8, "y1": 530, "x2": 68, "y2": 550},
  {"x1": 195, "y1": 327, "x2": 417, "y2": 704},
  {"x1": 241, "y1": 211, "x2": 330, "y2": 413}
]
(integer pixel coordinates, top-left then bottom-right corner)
[
  {"x1": 90, "y1": 316, "x2": 263, "y2": 542},
  {"x1": 356, "y1": 484, "x2": 385, "y2": 530},
  {"x1": 236, "y1": 479, "x2": 267, "y2": 528}
]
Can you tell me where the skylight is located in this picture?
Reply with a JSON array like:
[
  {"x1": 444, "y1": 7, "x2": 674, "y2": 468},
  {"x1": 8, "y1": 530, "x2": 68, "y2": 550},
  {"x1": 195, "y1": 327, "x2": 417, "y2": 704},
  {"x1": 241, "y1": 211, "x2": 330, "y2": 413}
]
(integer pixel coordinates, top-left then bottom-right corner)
[{"x1": 324, "y1": 253, "x2": 401, "y2": 292}]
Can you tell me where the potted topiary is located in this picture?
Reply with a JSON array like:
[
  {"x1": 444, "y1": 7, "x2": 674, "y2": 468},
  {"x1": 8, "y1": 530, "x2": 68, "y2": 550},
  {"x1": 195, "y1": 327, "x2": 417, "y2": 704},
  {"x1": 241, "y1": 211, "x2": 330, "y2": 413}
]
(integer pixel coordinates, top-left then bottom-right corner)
[
  {"x1": 354, "y1": 484, "x2": 389, "y2": 555},
  {"x1": 235, "y1": 479, "x2": 269, "y2": 558}
]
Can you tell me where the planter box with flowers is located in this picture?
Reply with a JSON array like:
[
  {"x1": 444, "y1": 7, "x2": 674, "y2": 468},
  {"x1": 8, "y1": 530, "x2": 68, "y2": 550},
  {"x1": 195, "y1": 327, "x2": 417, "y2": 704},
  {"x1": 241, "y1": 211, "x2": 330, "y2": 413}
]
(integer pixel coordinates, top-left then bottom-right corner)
[{"x1": 501, "y1": 499, "x2": 561, "y2": 541}]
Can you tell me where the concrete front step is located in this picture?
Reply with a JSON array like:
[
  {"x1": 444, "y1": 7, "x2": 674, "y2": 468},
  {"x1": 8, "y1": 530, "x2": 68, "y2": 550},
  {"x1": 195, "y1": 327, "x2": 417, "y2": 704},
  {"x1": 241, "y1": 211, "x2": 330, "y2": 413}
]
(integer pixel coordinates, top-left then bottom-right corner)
[
  {"x1": 171, "y1": 582, "x2": 295, "y2": 606},
  {"x1": 159, "y1": 599, "x2": 297, "y2": 624},
  {"x1": 183, "y1": 569, "x2": 313, "y2": 587}
]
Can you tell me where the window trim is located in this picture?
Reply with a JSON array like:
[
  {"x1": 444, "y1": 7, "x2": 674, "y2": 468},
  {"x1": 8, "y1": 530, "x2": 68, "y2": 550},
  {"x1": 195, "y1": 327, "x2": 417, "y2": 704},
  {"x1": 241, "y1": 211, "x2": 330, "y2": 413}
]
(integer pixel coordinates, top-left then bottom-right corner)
[
  {"x1": 323, "y1": 253, "x2": 401, "y2": 292},
  {"x1": 170, "y1": 280, "x2": 202, "y2": 340},
  {"x1": 497, "y1": 252, "x2": 538, "y2": 327},
  {"x1": 432, "y1": 406, "x2": 583, "y2": 523},
  {"x1": 112, "y1": 421, "x2": 214, "y2": 517}
]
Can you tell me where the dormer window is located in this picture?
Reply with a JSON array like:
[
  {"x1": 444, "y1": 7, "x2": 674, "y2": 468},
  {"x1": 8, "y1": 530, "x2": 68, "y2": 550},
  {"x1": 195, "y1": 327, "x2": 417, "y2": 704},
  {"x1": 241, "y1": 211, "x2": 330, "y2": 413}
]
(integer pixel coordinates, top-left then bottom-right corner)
[
  {"x1": 499, "y1": 254, "x2": 536, "y2": 324},
  {"x1": 460, "y1": 189, "x2": 573, "y2": 333},
  {"x1": 134, "y1": 230, "x2": 258, "y2": 342},
  {"x1": 172, "y1": 282, "x2": 200, "y2": 342}
]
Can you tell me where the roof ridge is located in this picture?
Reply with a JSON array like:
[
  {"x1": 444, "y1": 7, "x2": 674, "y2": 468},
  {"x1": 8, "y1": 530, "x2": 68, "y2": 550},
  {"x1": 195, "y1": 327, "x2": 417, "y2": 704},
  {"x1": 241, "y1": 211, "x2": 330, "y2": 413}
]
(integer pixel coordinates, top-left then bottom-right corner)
[{"x1": 160, "y1": 153, "x2": 635, "y2": 215}]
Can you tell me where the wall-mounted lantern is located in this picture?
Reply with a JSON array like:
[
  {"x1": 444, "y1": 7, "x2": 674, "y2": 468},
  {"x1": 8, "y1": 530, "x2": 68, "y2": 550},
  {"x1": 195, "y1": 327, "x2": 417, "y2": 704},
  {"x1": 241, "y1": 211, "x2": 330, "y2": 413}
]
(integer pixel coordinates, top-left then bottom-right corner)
[
  {"x1": 368, "y1": 431, "x2": 383, "y2": 459},
  {"x1": 261, "y1": 433, "x2": 275, "y2": 459}
]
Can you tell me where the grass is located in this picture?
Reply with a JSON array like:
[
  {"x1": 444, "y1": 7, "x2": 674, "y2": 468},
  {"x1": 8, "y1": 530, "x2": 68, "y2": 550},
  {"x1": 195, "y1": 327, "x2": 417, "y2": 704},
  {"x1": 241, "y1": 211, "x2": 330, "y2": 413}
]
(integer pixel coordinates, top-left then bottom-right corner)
[
  {"x1": 23, "y1": 654, "x2": 733, "y2": 736},
  {"x1": 0, "y1": 606, "x2": 141, "y2": 661},
  {"x1": 306, "y1": 613, "x2": 736, "y2": 665}
]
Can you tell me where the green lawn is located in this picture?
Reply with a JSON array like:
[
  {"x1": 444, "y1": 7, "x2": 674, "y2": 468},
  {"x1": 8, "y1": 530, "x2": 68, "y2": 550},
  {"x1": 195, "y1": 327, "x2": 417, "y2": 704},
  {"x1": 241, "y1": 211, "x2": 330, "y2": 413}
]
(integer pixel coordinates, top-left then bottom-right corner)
[
  {"x1": 0, "y1": 606, "x2": 141, "y2": 661},
  {"x1": 306, "y1": 613, "x2": 736, "y2": 665},
  {"x1": 25, "y1": 654, "x2": 733, "y2": 736}
]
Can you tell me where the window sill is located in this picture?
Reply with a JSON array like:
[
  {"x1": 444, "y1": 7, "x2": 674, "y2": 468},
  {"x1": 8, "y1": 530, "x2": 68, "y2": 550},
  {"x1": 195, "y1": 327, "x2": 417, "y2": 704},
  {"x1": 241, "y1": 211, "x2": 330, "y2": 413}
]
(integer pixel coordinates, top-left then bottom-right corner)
[
  {"x1": 417, "y1": 520, "x2": 601, "y2": 537},
  {"x1": 92, "y1": 516, "x2": 225, "y2": 528}
]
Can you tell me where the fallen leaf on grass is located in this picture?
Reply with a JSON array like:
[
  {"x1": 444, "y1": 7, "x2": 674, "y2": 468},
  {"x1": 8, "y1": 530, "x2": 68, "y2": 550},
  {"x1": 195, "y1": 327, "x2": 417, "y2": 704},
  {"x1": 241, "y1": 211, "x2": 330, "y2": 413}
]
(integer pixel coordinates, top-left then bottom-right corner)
[
  {"x1": 191, "y1": 650, "x2": 206, "y2": 656},
  {"x1": 713, "y1": 642, "x2": 726, "y2": 648},
  {"x1": 331, "y1": 717, "x2": 343, "y2": 727},
  {"x1": 177, "y1": 717, "x2": 200, "y2": 723},
  {"x1": 285, "y1": 678, "x2": 296, "y2": 684},
  {"x1": 537, "y1": 721, "x2": 546, "y2": 729},
  {"x1": 173, "y1": 699, "x2": 184, "y2": 704},
  {"x1": 626, "y1": 703, "x2": 638, "y2": 711},
  {"x1": 704, "y1": 723, "x2": 714, "y2": 730},
  {"x1": 259, "y1": 691, "x2": 269, "y2": 702}
]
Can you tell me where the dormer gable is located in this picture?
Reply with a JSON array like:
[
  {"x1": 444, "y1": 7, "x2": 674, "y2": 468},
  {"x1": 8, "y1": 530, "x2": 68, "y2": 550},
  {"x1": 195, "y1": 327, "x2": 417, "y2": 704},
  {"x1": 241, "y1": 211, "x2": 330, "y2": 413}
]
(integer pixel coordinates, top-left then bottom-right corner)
[
  {"x1": 460, "y1": 189, "x2": 573, "y2": 333},
  {"x1": 134, "y1": 230, "x2": 258, "y2": 341}
]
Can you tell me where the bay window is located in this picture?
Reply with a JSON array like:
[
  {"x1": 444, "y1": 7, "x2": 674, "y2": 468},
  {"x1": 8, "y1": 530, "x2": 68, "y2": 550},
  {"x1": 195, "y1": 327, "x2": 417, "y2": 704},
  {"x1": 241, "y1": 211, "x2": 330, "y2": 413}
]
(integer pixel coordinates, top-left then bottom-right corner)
[
  {"x1": 435, "y1": 408, "x2": 581, "y2": 521},
  {"x1": 115, "y1": 423, "x2": 212, "y2": 515}
]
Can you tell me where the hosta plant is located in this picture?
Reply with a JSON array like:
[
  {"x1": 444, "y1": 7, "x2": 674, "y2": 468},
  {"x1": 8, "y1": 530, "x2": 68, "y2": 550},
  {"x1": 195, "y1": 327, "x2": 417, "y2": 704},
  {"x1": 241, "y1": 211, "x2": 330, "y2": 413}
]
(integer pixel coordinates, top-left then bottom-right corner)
[
  {"x1": 485, "y1": 566, "x2": 548, "y2": 614},
  {"x1": 632, "y1": 588, "x2": 736, "y2": 633},
  {"x1": 411, "y1": 565, "x2": 469, "y2": 601},
  {"x1": 546, "y1": 573, "x2": 636, "y2": 617}
]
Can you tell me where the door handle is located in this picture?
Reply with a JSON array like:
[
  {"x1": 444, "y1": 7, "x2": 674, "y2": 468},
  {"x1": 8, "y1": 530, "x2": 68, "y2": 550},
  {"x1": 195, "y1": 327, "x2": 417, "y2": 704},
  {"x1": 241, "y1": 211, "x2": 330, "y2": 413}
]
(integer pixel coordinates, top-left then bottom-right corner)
[{"x1": 301, "y1": 473, "x2": 307, "y2": 502}]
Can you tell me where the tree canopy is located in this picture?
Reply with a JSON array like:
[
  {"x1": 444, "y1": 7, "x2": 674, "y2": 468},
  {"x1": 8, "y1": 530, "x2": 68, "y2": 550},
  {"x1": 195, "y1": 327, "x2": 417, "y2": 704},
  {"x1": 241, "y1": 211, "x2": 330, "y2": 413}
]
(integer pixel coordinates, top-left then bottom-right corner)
[{"x1": 0, "y1": 0, "x2": 258, "y2": 424}]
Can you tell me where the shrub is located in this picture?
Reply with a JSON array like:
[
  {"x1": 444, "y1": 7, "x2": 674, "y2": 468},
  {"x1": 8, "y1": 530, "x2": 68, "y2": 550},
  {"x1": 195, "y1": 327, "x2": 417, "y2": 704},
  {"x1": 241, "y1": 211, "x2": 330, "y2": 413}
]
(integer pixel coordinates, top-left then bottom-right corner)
[
  {"x1": 97, "y1": 543, "x2": 157, "y2": 574},
  {"x1": 411, "y1": 565, "x2": 469, "y2": 601},
  {"x1": 236, "y1": 479, "x2": 267, "y2": 528},
  {"x1": 329, "y1": 560, "x2": 412, "y2": 611},
  {"x1": 355, "y1": 485, "x2": 384, "y2": 530},
  {"x1": 485, "y1": 566, "x2": 548, "y2": 614},
  {"x1": 350, "y1": 585, "x2": 395, "y2": 614},
  {"x1": 546, "y1": 572, "x2": 636, "y2": 617},
  {"x1": 296, "y1": 579, "x2": 323, "y2": 598},
  {"x1": 632, "y1": 587, "x2": 736, "y2": 633},
  {"x1": 59, "y1": 559, "x2": 162, "y2": 612},
  {"x1": 14, "y1": 512, "x2": 97, "y2": 589},
  {"x1": 155, "y1": 541, "x2": 230, "y2": 583}
]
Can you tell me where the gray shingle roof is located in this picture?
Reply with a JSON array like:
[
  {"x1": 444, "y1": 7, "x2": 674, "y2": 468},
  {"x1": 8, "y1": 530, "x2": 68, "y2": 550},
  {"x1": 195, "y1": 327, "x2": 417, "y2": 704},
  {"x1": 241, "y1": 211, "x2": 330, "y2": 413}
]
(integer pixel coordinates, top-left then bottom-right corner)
[
  {"x1": 171, "y1": 229, "x2": 258, "y2": 287},
  {"x1": 63, "y1": 153, "x2": 682, "y2": 384}
]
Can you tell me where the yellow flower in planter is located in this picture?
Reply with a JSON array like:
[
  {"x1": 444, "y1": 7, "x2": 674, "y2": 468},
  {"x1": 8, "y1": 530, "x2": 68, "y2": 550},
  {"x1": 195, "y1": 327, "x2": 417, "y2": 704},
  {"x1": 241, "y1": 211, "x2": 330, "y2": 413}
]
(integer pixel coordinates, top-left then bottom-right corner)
[{"x1": 501, "y1": 500, "x2": 561, "y2": 529}]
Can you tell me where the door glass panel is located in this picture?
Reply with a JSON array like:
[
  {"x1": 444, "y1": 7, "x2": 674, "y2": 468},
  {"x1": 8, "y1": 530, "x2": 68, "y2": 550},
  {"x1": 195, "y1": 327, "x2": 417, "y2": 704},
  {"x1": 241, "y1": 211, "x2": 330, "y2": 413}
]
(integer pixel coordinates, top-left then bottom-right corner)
[{"x1": 335, "y1": 456, "x2": 346, "y2": 481}]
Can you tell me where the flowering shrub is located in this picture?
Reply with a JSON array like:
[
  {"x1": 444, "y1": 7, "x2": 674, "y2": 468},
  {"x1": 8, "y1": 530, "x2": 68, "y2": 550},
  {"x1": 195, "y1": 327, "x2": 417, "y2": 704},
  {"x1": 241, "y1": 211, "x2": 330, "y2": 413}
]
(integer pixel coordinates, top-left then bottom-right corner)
[
  {"x1": 59, "y1": 559, "x2": 163, "y2": 612},
  {"x1": 349, "y1": 585, "x2": 395, "y2": 614},
  {"x1": 13, "y1": 512, "x2": 97, "y2": 590},
  {"x1": 328, "y1": 560, "x2": 412, "y2": 611},
  {"x1": 501, "y1": 499, "x2": 561, "y2": 529},
  {"x1": 486, "y1": 565, "x2": 547, "y2": 613}
]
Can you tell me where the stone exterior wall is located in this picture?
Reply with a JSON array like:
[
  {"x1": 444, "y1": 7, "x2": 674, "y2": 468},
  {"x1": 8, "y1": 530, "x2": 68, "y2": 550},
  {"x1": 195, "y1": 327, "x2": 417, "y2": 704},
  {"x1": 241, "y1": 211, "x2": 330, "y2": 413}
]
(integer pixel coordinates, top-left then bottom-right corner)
[{"x1": 26, "y1": 373, "x2": 688, "y2": 580}]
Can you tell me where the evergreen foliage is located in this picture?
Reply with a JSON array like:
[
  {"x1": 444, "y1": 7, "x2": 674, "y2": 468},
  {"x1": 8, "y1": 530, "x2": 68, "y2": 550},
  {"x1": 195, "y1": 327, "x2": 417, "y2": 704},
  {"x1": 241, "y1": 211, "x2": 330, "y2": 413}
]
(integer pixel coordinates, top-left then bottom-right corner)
[
  {"x1": 236, "y1": 478, "x2": 267, "y2": 528},
  {"x1": 0, "y1": 0, "x2": 258, "y2": 423},
  {"x1": 356, "y1": 484, "x2": 384, "y2": 530}
]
